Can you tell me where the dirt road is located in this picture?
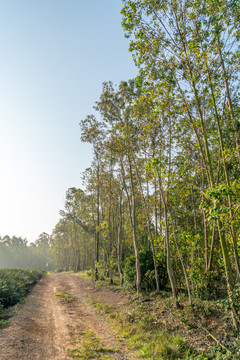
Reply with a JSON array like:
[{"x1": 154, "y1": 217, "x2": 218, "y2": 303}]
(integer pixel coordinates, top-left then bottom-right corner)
[{"x1": 0, "y1": 273, "x2": 132, "y2": 360}]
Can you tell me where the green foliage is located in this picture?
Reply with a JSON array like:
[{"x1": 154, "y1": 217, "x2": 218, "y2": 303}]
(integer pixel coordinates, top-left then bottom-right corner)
[
  {"x1": 217, "y1": 283, "x2": 240, "y2": 317},
  {"x1": 187, "y1": 345, "x2": 239, "y2": 359},
  {"x1": 0, "y1": 268, "x2": 46, "y2": 307},
  {"x1": 0, "y1": 303, "x2": 8, "y2": 328},
  {"x1": 124, "y1": 248, "x2": 168, "y2": 292}
]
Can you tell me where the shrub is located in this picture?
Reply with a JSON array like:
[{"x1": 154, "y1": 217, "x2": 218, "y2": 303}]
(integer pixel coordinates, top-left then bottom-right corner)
[
  {"x1": 0, "y1": 268, "x2": 46, "y2": 307},
  {"x1": 124, "y1": 248, "x2": 168, "y2": 292}
]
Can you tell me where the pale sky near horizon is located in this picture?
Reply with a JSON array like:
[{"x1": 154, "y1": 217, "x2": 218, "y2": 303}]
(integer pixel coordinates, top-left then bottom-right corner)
[{"x1": 0, "y1": 1, "x2": 137, "y2": 243}]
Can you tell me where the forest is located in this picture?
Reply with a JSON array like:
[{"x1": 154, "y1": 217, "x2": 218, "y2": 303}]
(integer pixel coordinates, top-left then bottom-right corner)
[
  {"x1": 1, "y1": 0, "x2": 240, "y2": 358},
  {"x1": 51, "y1": 0, "x2": 240, "y2": 328}
]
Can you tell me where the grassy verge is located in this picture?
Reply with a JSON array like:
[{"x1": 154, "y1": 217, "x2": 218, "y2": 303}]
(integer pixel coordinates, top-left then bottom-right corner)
[
  {"x1": 80, "y1": 272, "x2": 239, "y2": 360},
  {"x1": 88, "y1": 295, "x2": 194, "y2": 359}
]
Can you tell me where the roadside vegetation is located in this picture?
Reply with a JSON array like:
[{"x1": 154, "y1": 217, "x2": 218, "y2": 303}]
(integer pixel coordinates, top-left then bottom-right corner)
[
  {"x1": 0, "y1": 268, "x2": 46, "y2": 327},
  {"x1": 86, "y1": 273, "x2": 240, "y2": 360}
]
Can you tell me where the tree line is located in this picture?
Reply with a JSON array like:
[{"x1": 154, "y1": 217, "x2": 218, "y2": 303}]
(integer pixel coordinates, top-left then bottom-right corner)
[
  {"x1": 0, "y1": 233, "x2": 53, "y2": 270},
  {"x1": 50, "y1": 0, "x2": 240, "y2": 329}
]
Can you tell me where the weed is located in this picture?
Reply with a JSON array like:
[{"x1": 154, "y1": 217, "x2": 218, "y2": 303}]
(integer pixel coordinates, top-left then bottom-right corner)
[
  {"x1": 0, "y1": 319, "x2": 9, "y2": 328},
  {"x1": 67, "y1": 330, "x2": 115, "y2": 359},
  {"x1": 88, "y1": 297, "x2": 113, "y2": 314},
  {"x1": 56, "y1": 287, "x2": 75, "y2": 303}
]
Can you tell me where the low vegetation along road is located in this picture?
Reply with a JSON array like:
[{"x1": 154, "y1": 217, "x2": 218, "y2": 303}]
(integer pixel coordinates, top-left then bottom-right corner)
[{"x1": 0, "y1": 273, "x2": 135, "y2": 360}]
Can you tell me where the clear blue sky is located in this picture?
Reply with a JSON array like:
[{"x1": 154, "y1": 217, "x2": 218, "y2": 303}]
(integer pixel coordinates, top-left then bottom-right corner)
[{"x1": 0, "y1": 0, "x2": 137, "y2": 243}]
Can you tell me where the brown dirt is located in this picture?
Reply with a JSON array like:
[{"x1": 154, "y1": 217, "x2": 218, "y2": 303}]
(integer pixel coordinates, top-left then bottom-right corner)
[{"x1": 0, "y1": 273, "x2": 135, "y2": 360}]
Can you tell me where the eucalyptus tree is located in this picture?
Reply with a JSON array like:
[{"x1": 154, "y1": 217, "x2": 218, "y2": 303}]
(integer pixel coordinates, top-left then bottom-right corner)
[
  {"x1": 121, "y1": 0, "x2": 240, "y2": 324},
  {"x1": 51, "y1": 189, "x2": 95, "y2": 272},
  {"x1": 80, "y1": 116, "x2": 106, "y2": 279},
  {"x1": 95, "y1": 80, "x2": 143, "y2": 293},
  {"x1": 51, "y1": 219, "x2": 72, "y2": 271},
  {"x1": 133, "y1": 81, "x2": 184, "y2": 305}
]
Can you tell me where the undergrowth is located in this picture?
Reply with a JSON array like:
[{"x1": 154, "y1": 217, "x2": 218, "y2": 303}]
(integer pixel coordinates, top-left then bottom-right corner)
[
  {"x1": 87, "y1": 292, "x2": 239, "y2": 359},
  {"x1": 77, "y1": 271, "x2": 240, "y2": 359},
  {"x1": 89, "y1": 296, "x2": 194, "y2": 359}
]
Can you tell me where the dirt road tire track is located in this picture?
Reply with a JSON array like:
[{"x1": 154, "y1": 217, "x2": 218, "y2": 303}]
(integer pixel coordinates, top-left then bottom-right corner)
[{"x1": 0, "y1": 273, "x2": 132, "y2": 360}]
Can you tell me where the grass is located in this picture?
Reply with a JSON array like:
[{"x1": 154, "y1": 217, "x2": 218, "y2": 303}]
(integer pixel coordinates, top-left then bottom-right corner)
[
  {"x1": 110, "y1": 305, "x2": 192, "y2": 359},
  {"x1": 88, "y1": 297, "x2": 113, "y2": 314},
  {"x1": 67, "y1": 329, "x2": 116, "y2": 359},
  {"x1": 76, "y1": 270, "x2": 123, "y2": 292},
  {"x1": 56, "y1": 286, "x2": 75, "y2": 303},
  {"x1": 87, "y1": 296, "x2": 191, "y2": 359},
  {"x1": 87, "y1": 294, "x2": 240, "y2": 359},
  {"x1": 73, "y1": 272, "x2": 240, "y2": 359}
]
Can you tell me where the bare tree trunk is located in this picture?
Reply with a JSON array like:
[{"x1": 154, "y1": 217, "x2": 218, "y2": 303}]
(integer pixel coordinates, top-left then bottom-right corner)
[
  {"x1": 170, "y1": 216, "x2": 192, "y2": 306},
  {"x1": 133, "y1": 157, "x2": 160, "y2": 292},
  {"x1": 201, "y1": 162, "x2": 208, "y2": 271},
  {"x1": 117, "y1": 188, "x2": 124, "y2": 286},
  {"x1": 128, "y1": 156, "x2": 141, "y2": 294},
  {"x1": 157, "y1": 174, "x2": 179, "y2": 308},
  {"x1": 95, "y1": 154, "x2": 100, "y2": 281},
  {"x1": 216, "y1": 35, "x2": 240, "y2": 167},
  {"x1": 207, "y1": 225, "x2": 216, "y2": 272},
  {"x1": 120, "y1": 156, "x2": 141, "y2": 294}
]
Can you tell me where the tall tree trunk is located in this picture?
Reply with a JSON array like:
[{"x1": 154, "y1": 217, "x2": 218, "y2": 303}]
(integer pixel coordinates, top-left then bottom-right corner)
[
  {"x1": 157, "y1": 173, "x2": 179, "y2": 308},
  {"x1": 170, "y1": 216, "x2": 192, "y2": 306},
  {"x1": 201, "y1": 161, "x2": 208, "y2": 271},
  {"x1": 216, "y1": 34, "x2": 240, "y2": 167},
  {"x1": 120, "y1": 156, "x2": 141, "y2": 294},
  {"x1": 95, "y1": 154, "x2": 100, "y2": 281},
  {"x1": 133, "y1": 156, "x2": 160, "y2": 292},
  {"x1": 117, "y1": 189, "x2": 124, "y2": 286},
  {"x1": 207, "y1": 225, "x2": 216, "y2": 272},
  {"x1": 128, "y1": 155, "x2": 141, "y2": 294}
]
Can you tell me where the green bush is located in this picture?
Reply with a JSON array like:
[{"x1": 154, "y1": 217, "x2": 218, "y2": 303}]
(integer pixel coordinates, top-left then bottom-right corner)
[
  {"x1": 0, "y1": 268, "x2": 46, "y2": 307},
  {"x1": 124, "y1": 248, "x2": 168, "y2": 292}
]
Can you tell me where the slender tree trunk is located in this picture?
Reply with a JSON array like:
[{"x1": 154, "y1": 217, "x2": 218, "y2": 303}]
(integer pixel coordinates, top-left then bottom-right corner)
[
  {"x1": 157, "y1": 173, "x2": 179, "y2": 308},
  {"x1": 201, "y1": 161, "x2": 208, "y2": 271},
  {"x1": 95, "y1": 154, "x2": 100, "y2": 281},
  {"x1": 117, "y1": 190, "x2": 124, "y2": 286},
  {"x1": 128, "y1": 155, "x2": 141, "y2": 294},
  {"x1": 170, "y1": 216, "x2": 192, "y2": 306},
  {"x1": 216, "y1": 34, "x2": 240, "y2": 167},
  {"x1": 120, "y1": 156, "x2": 141, "y2": 293},
  {"x1": 207, "y1": 225, "x2": 216, "y2": 272},
  {"x1": 154, "y1": 179, "x2": 158, "y2": 244},
  {"x1": 133, "y1": 156, "x2": 160, "y2": 292}
]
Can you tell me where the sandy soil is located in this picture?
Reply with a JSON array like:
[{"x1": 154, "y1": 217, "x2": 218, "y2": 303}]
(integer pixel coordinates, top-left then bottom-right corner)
[{"x1": 0, "y1": 273, "x2": 133, "y2": 360}]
